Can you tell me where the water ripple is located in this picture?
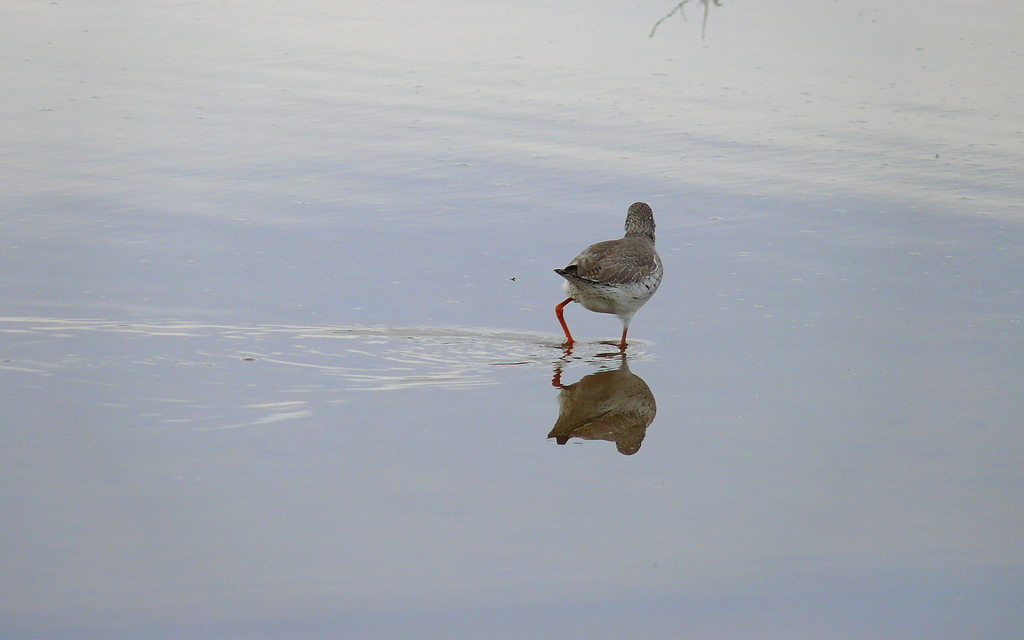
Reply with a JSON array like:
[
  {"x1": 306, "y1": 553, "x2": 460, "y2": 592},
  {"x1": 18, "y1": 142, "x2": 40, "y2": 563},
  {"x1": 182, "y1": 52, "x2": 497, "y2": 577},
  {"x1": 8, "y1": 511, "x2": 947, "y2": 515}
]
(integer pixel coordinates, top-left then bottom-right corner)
[{"x1": 0, "y1": 316, "x2": 653, "y2": 391}]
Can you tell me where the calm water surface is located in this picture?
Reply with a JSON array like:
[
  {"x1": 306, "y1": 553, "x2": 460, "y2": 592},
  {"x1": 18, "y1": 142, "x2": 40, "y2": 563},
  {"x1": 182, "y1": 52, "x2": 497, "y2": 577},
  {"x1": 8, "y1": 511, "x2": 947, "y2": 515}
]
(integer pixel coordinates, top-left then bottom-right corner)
[{"x1": 2, "y1": 1, "x2": 1023, "y2": 638}]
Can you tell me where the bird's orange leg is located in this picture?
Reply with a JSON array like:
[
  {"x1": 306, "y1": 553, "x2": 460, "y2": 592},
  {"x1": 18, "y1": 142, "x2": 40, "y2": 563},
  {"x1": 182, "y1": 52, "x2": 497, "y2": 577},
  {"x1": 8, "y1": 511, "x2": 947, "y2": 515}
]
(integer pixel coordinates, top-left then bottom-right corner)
[
  {"x1": 555, "y1": 297, "x2": 575, "y2": 348},
  {"x1": 551, "y1": 360, "x2": 565, "y2": 387},
  {"x1": 618, "y1": 325, "x2": 629, "y2": 351}
]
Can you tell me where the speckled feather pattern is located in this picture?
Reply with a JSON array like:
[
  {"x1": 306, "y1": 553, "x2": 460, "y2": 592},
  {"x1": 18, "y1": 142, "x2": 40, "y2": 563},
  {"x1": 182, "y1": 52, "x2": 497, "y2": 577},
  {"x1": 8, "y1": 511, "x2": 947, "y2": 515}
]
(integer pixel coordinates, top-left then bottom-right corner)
[
  {"x1": 560, "y1": 236, "x2": 661, "y2": 286},
  {"x1": 555, "y1": 202, "x2": 664, "y2": 324}
]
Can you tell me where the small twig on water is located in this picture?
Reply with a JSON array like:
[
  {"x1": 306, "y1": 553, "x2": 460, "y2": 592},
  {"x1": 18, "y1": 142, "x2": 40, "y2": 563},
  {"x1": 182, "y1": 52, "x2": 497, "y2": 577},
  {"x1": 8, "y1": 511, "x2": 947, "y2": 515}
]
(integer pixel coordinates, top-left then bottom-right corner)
[{"x1": 650, "y1": 0, "x2": 721, "y2": 40}]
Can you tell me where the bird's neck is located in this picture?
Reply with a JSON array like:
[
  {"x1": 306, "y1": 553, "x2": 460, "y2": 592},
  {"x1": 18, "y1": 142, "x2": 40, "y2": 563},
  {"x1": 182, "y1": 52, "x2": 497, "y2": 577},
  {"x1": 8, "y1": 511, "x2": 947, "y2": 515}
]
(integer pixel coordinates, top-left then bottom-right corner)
[{"x1": 625, "y1": 230, "x2": 656, "y2": 243}]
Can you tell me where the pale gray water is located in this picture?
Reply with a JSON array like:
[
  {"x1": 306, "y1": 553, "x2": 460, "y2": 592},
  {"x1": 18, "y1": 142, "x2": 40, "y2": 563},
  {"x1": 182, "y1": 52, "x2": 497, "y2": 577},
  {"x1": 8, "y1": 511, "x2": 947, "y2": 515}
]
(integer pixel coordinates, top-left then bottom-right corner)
[{"x1": 2, "y1": 1, "x2": 1023, "y2": 638}]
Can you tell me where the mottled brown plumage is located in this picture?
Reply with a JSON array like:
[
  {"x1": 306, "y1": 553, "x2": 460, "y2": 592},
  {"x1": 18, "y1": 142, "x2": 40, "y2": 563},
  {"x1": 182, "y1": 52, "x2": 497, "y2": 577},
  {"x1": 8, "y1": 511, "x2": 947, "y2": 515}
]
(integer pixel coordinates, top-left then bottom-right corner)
[{"x1": 555, "y1": 202, "x2": 664, "y2": 350}]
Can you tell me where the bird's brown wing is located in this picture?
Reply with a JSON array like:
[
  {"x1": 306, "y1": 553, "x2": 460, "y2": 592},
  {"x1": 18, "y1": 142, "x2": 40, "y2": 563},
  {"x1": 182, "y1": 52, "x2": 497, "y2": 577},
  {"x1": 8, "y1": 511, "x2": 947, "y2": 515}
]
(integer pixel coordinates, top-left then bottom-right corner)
[{"x1": 566, "y1": 238, "x2": 660, "y2": 285}]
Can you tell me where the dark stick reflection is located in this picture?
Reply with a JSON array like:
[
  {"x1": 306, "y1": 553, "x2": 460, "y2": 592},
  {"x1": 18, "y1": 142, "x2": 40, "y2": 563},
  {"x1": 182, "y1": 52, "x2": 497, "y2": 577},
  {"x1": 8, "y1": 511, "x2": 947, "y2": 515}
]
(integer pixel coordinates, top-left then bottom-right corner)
[{"x1": 650, "y1": 0, "x2": 722, "y2": 40}]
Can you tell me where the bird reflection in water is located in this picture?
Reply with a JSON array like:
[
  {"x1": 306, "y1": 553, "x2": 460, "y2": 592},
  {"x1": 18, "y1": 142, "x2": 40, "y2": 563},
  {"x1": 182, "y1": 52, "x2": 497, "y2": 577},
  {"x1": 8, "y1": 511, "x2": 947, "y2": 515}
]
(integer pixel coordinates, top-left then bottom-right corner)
[{"x1": 548, "y1": 354, "x2": 657, "y2": 455}]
